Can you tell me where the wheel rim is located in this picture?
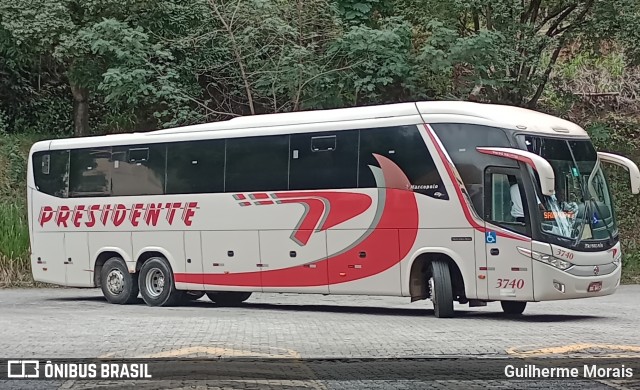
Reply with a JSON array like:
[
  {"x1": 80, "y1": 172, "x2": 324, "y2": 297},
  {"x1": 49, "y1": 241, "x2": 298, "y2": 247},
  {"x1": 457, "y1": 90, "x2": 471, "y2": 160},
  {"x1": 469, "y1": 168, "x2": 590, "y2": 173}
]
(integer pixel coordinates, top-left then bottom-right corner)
[
  {"x1": 106, "y1": 269, "x2": 125, "y2": 295},
  {"x1": 429, "y1": 277, "x2": 436, "y2": 305},
  {"x1": 145, "y1": 268, "x2": 165, "y2": 298}
]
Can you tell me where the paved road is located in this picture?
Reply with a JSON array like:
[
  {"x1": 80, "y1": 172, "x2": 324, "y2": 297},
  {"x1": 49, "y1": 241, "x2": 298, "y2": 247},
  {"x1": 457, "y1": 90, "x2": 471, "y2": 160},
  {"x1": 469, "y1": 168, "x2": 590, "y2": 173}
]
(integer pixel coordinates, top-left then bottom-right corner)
[{"x1": 0, "y1": 286, "x2": 639, "y2": 389}]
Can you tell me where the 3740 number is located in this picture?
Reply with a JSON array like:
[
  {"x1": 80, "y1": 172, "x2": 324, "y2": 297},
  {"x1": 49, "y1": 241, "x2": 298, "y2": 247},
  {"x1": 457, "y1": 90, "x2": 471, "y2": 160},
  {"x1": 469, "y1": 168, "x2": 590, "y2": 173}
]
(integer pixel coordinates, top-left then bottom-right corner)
[
  {"x1": 555, "y1": 248, "x2": 574, "y2": 260},
  {"x1": 496, "y1": 278, "x2": 525, "y2": 289}
]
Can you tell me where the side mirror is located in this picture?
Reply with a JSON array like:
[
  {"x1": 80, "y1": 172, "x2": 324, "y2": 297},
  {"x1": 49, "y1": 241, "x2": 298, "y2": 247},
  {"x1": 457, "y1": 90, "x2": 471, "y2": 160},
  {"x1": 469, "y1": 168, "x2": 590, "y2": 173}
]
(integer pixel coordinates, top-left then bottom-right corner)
[
  {"x1": 597, "y1": 152, "x2": 640, "y2": 195},
  {"x1": 476, "y1": 147, "x2": 556, "y2": 196}
]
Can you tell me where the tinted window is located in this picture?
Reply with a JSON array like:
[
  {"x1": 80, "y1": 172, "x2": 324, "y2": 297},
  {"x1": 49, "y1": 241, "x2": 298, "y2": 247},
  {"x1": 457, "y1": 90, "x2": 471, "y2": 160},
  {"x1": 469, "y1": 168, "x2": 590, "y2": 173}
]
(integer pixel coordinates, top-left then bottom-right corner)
[
  {"x1": 359, "y1": 125, "x2": 448, "y2": 200},
  {"x1": 433, "y1": 124, "x2": 516, "y2": 215},
  {"x1": 289, "y1": 131, "x2": 358, "y2": 190},
  {"x1": 166, "y1": 140, "x2": 225, "y2": 194},
  {"x1": 111, "y1": 144, "x2": 166, "y2": 196},
  {"x1": 311, "y1": 135, "x2": 336, "y2": 151},
  {"x1": 33, "y1": 150, "x2": 69, "y2": 197},
  {"x1": 69, "y1": 147, "x2": 111, "y2": 197},
  {"x1": 225, "y1": 135, "x2": 289, "y2": 192},
  {"x1": 488, "y1": 172, "x2": 528, "y2": 236}
]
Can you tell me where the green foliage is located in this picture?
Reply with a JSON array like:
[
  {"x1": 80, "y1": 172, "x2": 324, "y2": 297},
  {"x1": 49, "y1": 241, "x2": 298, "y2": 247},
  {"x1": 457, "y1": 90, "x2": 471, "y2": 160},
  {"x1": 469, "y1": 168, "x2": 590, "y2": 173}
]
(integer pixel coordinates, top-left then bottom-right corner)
[
  {"x1": 327, "y1": 16, "x2": 413, "y2": 104},
  {"x1": 0, "y1": 201, "x2": 31, "y2": 287},
  {"x1": 0, "y1": 201, "x2": 29, "y2": 261},
  {"x1": 584, "y1": 0, "x2": 640, "y2": 65},
  {"x1": 415, "y1": 20, "x2": 511, "y2": 97},
  {"x1": 586, "y1": 123, "x2": 611, "y2": 144},
  {"x1": 0, "y1": 133, "x2": 53, "y2": 285},
  {"x1": 335, "y1": 0, "x2": 393, "y2": 26}
]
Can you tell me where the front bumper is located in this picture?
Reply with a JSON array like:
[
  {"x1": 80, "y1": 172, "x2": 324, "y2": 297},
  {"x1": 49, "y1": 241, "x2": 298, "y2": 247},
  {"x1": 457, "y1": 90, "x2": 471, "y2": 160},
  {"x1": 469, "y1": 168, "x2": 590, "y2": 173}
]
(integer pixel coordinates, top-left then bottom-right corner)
[{"x1": 532, "y1": 260, "x2": 621, "y2": 301}]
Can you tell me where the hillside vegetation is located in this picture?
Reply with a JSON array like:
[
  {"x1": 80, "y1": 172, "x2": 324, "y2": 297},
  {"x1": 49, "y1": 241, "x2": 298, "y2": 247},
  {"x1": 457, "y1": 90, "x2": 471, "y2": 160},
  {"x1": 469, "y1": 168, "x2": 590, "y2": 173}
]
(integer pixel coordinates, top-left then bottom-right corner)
[{"x1": 1, "y1": 0, "x2": 639, "y2": 285}]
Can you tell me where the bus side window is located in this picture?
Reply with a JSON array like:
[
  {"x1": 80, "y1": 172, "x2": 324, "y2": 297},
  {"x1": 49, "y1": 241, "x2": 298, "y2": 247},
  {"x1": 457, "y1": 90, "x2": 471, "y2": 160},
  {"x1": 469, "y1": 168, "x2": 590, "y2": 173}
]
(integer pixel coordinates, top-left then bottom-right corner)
[
  {"x1": 226, "y1": 135, "x2": 289, "y2": 192},
  {"x1": 33, "y1": 150, "x2": 69, "y2": 198},
  {"x1": 311, "y1": 135, "x2": 336, "y2": 152},
  {"x1": 166, "y1": 140, "x2": 225, "y2": 194},
  {"x1": 111, "y1": 144, "x2": 166, "y2": 196},
  {"x1": 289, "y1": 131, "x2": 358, "y2": 190},
  {"x1": 358, "y1": 125, "x2": 448, "y2": 199},
  {"x1": 42, "y1": 154, "x2": 50, "y2": 174},
  {"x1": 69, "y1": 147, "x2": 112, "y2": 197},
  {"x1": 128, "y1": 148, "x2": 149, "y2": 163},
  {"x1": 432, "y1": 123, "x2": 515, "y2": 216},
  {"x1": 489, "y1": 173, "x2": 528, "y2": 234}
]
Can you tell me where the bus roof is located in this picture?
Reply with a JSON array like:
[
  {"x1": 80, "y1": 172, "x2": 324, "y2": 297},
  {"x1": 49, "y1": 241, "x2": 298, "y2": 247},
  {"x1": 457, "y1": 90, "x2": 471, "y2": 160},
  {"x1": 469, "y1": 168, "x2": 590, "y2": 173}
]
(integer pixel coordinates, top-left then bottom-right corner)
[{"x1": 36, "y1": 101, "x2": 588, "y2": 152}]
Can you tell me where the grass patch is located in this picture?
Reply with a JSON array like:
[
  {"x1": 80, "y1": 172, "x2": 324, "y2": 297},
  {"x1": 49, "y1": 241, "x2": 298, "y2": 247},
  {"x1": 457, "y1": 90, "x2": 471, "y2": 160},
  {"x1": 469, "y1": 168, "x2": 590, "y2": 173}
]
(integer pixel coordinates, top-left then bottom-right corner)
[
  {"x1": 621, "y1": 250, "x2": 640, "y2": 284},
  {"x1": 0, "y1": 201, "x2": 33, "y2": 287},
  {"x1": 0, "y1": 132, "x2": 39, "y2": 286}
]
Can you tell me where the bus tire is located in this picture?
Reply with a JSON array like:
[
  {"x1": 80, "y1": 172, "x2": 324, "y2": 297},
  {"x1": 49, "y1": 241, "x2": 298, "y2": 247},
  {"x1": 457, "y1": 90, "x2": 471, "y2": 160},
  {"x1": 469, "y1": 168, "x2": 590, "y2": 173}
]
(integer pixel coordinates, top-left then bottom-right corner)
[
  {"x1": 100, "y1": 257, "x2": 139, "y2": 304},
  {"x1": 501, "y1": 301, "x2": 527, "y2": 315},
  {"x1": 206, "y1": 291, "x2": 252, "y2": 306},
  {"x1": 138, "y1": 257, "x2": 181, "y2": 307},
  {"x1": 429, "y1": 260, "x2": 454, "y2": 318}
]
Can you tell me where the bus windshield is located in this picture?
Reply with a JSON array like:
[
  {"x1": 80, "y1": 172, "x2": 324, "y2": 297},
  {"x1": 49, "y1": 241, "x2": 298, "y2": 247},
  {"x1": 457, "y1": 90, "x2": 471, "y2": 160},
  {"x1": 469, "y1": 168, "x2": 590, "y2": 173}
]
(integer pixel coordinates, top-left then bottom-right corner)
[{"x1": 520, "y1": 135, "x2": 617, "y2": 243}]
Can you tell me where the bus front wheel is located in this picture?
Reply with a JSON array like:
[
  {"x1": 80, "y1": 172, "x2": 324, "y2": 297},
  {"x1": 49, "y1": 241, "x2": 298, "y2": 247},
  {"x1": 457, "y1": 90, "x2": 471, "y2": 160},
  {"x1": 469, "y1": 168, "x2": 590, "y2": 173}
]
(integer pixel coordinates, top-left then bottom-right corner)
[
  {"x1": 100, "y1": 257, "x2": 139, "y2": 304},
  {"x1": 139, "y1": 257, "x2": 182, "y2": 307},
  {"x1": 429, "y1": 260, "x2": 454, "y2": 318},
  {"x1": 501, "y1": 301, "x2": 527, "y2": 315},
  {"x1": 206, "y1": 292, "x2": 252, "y2": 306}
]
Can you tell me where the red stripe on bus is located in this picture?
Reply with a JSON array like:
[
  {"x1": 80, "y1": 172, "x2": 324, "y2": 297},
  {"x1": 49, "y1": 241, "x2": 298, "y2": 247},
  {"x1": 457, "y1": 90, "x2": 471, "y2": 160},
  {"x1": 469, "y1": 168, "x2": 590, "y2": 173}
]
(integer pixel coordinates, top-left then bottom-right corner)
[
  {"x1": 476, "y1": 148, "x2": 538, "y2": 172},
  {"x1": 255, "y1": 200, "x2": 274, "y2": 205}
]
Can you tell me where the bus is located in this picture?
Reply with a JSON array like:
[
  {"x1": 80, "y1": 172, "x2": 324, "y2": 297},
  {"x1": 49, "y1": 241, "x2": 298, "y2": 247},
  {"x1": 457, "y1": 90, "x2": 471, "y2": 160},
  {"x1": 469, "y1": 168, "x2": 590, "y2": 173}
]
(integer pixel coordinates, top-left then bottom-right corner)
[{"x1": 27, "y1": 101, "x2": 640, "y2": 318}]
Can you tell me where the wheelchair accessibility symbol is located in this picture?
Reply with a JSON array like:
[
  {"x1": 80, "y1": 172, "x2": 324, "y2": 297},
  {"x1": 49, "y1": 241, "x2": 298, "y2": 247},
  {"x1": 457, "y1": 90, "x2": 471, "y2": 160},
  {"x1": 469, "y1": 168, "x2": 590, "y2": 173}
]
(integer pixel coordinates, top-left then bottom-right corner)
[{"x1": 485, "y1": 231, "x2": 497, "y2": 244}]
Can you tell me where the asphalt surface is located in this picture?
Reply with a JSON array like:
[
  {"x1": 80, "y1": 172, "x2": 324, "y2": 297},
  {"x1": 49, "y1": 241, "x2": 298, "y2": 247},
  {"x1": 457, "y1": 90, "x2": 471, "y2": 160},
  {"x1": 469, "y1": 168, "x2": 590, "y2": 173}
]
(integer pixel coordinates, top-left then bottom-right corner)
[{"x1": 0, "y1": 286, "x2": 639, "y2": 389}]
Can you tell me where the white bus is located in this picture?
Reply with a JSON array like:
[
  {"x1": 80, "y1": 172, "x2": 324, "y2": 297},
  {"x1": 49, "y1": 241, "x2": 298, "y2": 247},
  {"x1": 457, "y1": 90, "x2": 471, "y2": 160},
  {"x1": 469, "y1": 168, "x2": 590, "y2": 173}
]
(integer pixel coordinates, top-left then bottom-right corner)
[{"x1": 27, "y1": 101, "x2": 640, "y2": 317}]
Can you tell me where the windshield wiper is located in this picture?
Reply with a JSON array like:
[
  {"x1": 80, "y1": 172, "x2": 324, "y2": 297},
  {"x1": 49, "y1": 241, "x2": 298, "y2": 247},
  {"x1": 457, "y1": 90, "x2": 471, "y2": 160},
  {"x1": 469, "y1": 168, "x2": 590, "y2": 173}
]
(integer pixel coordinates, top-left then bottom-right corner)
[{"x1": 565, "y1": 142, "x2": 592, "y2": 246}]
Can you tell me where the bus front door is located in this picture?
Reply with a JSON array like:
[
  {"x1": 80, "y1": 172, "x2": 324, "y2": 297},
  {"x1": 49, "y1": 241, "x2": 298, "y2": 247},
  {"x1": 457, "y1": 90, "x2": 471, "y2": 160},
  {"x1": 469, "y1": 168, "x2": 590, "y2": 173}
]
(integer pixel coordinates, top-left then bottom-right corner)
[{"x1": 483, "y1": 168, "x2": 534, "y2": 301}]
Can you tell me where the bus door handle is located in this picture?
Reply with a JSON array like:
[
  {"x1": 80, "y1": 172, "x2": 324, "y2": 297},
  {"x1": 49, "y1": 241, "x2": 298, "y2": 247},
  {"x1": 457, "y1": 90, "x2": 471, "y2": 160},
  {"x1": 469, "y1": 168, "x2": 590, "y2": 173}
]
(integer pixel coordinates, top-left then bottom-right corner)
[{"x1": 490, "y1": 249, "x2": 499, "y2": 256}]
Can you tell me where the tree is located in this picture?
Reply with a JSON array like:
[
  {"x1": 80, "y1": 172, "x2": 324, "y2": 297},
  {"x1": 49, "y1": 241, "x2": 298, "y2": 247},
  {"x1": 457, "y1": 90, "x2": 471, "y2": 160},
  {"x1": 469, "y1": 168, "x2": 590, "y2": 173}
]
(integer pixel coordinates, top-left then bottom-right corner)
[
  {"x1": 399, "y1": 0, "x2": 638, "y2": 108},
  {"x1": 0, "y1": 0, "x2": 200, "y2": 135}
]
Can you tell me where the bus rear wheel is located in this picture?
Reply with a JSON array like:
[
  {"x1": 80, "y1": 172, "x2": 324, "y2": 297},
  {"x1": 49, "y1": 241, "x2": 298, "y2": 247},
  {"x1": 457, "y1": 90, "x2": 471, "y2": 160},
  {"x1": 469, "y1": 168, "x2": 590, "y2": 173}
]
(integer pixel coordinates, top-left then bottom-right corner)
[
  {"x1": 139, "y1": 257, "x2": 182, "y2": 307},
  {"x1": 206, "y1": 292, "x2": 252, "y2": 306},
  {"x1": 429, "y1": 260, "x2": 454, "y2": 318},
  {"x1": 100, "y1": 257, "x2": 139, "y2": 304},
  {"x1": 501, "y1": 301, "x2": 527, "y2": 315}
]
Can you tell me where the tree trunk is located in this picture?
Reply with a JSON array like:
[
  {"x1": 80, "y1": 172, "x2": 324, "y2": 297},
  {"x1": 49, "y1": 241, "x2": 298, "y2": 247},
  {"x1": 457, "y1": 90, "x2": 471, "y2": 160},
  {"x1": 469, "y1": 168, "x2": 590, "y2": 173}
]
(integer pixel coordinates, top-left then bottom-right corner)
[
  {"x1": 210, "y1": 0, "x2": 256, "y2": 115},
  {"x1": 527, "y1": 42, "x2": 563, "y2": 108},
  {"x1": 70, "y1": 82, "x2": 89, "y2": 137}
]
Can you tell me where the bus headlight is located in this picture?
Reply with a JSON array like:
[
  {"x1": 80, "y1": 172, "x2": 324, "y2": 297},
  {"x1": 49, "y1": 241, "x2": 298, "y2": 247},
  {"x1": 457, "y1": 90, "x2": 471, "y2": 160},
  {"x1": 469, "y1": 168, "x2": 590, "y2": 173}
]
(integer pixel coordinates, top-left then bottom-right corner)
[
  {"x1": 546, "y1": 257, "x2": 573, "y2": 270},
  {"x1": 517, "y1": 247, "x2": 574, "y2": 270},
  {"x1": 613, "y1": 255, "x2": 622, "y2": 266}
]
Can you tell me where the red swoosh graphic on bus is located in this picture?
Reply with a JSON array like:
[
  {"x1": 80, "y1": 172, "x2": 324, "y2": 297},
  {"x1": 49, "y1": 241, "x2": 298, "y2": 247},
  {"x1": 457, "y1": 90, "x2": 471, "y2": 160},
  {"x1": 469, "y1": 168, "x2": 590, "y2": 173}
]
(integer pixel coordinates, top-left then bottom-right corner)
[
  {"x1": 275, "y1": 192, "x2": 372, "y2": 245},
  {"x1": 231, "y1": 192, "x2": 372, "y2": 246},
  {"x1": 278, "y1": 198, "x2": 326, "y2": 245},
  {"x1": 423, "y1": 124, "x2": 529, "y2": 242},
  {"x1": 174, "y1": 154, "x2": 419, "y2": 287}
]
